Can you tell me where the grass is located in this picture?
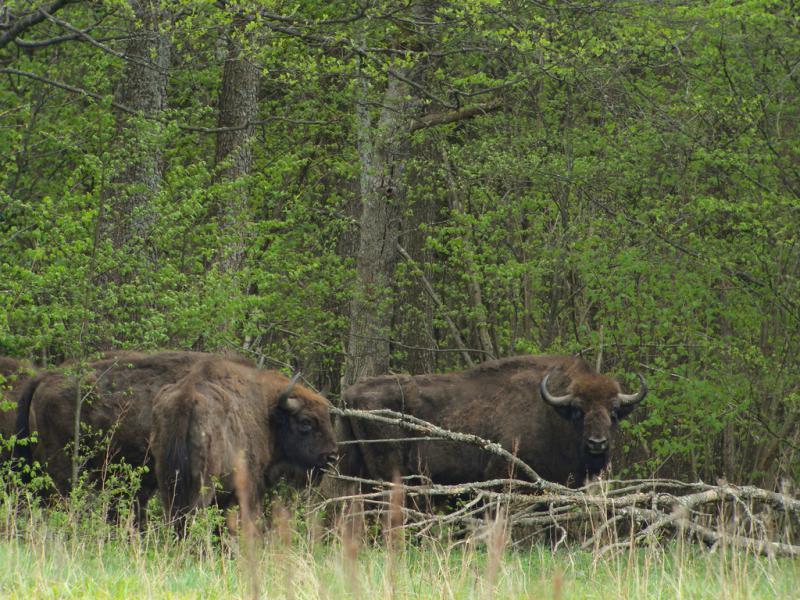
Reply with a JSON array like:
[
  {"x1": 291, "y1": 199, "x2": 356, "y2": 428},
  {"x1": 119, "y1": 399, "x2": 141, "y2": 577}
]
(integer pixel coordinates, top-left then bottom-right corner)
[
  {"x1": 0, "y1": 492, "x2": 796, "y2": 600},
  {"x1": 0, "y1": 531, "x2": 797, "y2": 598},
  {"x1": 0, "y1": 460, "x2": 796, "y2": 600}
]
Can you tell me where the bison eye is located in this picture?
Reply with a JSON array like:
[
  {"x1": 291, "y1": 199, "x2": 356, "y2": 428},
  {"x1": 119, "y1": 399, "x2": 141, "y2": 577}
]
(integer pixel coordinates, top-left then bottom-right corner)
[
  {"x1": 571, "y1": 407, "x2": 584, "y2": 422},
  {"x1": 297, "y1": 418, "x2": 313, "y2": 433},
  {"x1": 610, "y1": 409, "x2": 620, "y2": 423}
]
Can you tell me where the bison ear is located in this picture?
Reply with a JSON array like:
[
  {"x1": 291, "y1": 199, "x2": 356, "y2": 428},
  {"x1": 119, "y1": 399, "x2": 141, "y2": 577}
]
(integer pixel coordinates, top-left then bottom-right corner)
[
  {"x1": 612, "y1": 373, "x2": 647, "y2": 420},
  {"x1": 614, "y1": 403, "x2": 637, "y2": 421},
  {"x1": 277, "y1": 372, "x2": 303, "y2": 413},
  {"x1": 280, "y1": 395, "x2": 303, "y2": 413}
]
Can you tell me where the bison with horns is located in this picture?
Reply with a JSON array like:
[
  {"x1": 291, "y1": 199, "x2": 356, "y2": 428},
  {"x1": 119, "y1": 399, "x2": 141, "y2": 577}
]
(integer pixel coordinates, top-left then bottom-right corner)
[
  {"x1": 151, "y1": 356, "x2": 337, "y2": 528},
  {"x1": 336, "y1": 355, "x2": 647, "y2": 487}
]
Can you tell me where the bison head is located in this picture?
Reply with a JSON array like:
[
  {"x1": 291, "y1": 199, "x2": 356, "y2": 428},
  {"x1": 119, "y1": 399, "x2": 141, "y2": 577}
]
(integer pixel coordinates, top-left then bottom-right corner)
[
  {"x1": 272, "y1": 375, "x2": 337, "y2": 473},
  {"x1": 539, "y1": 369, "x2": 647, "y2": 479}
]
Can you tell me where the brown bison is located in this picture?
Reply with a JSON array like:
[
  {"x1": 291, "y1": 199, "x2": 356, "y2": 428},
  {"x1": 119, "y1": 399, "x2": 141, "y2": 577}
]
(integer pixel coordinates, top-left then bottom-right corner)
[
  {"x1": 0, "y1": 357, "x2": 37, "y2": 460},
  {"x1": 150, "y1": 357, "x2": 337, "y2": 526},
  {"x1": 14, "y1": 351, "x2": 224, "y2": 497},
  {"x1": 336, "y1": 355, "x2": 646, "y2": 487}
]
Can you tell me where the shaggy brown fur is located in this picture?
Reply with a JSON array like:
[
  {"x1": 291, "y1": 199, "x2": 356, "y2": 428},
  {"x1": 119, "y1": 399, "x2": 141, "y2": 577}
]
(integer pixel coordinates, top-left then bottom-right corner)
[
  {"x1": 151, "y1": 357, "x2": 336, "y2": 527},
  {"x1": 0, "y1": 357, "x2": 37, "y2": 460},
  {"x1": 14, "y1": 351, "x2": 242, "y2": 498},
  {"x1": 337, "y1": 355, "x2": 646, "y2": 487}
]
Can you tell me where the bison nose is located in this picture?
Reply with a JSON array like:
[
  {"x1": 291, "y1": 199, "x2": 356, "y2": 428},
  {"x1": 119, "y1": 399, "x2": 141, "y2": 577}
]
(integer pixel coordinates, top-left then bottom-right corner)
[{"x1": 586, "y1": 437, "x2": 608, "y2": 454}]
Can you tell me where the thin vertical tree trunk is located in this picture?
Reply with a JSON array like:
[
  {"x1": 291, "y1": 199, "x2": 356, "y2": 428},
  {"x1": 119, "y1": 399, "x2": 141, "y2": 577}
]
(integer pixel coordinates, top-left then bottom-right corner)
[
  {"x1": 442, "y1": 149, "x2": 495, "y2": 359},
  {"x1": 82, "y1": 0, "x2": 169, "y2": 461},
  {"x1": 215, "y1": 16, "x2": 259, "y2": 273},
  {"x1": 396, "y1": 163, "x2": 439, "y2": 374},
  {"x1": 343, "y1": 71, "x2": 412, "y2": 387},
  {"x1": 723, "y1": 420, "x2": 736, "y2": 481}
]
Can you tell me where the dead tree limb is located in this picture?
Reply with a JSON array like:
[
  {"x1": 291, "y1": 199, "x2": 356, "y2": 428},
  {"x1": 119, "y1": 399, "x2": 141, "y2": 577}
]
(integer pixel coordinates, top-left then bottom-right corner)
[
  {"x1": 320, "y1": 408, "x2": 800, "y2": 557},
  {"x1": 332, "y1": 405, "x2": 562, "y2": 488},
  {"x1": 410, "y1": 99, "x2": 504, "y2": 132}
]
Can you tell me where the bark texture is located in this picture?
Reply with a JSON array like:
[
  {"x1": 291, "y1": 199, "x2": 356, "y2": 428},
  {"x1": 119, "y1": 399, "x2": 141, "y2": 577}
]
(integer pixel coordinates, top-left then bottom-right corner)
[
  {"x1": 343, "y1": 72, "x2": 412, "y2": 387},
  {"x1": 103, "y1": 0, "x2": 170, "y2": 250},
  {"x1": 215, "y1": 21, "x2": 260, "y2": 272}
]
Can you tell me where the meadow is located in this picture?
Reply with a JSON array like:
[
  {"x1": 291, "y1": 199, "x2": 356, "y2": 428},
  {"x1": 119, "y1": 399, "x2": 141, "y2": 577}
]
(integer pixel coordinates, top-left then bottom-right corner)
[{"x1": 0, "y1": 483, "x2": 796, "y2": 599}]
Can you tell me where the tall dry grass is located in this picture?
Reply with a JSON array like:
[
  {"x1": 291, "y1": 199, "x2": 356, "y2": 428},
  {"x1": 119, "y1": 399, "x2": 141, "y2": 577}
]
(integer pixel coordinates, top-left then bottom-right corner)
[{"x1": 0, "y1": 477, "x2": 796, "y2": 599}]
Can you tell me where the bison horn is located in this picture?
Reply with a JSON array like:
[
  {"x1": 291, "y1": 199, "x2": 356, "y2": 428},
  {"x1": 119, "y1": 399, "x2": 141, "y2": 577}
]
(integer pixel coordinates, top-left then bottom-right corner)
[
  {"x1": 615, "y1": 373, "x2": 648, "y2": 406},
  {"x1": 540, "y1": 371, "x2": 575, "y2": 407},
  {"x1": 279, "y1": 372, "x2": 303, "y2": 412}
]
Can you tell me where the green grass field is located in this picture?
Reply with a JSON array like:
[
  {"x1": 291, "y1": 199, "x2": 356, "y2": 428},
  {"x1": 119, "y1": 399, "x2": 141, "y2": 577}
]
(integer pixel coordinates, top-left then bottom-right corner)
[{"x1": 0, "y1": 491, "x2": 796, "y2": 599}]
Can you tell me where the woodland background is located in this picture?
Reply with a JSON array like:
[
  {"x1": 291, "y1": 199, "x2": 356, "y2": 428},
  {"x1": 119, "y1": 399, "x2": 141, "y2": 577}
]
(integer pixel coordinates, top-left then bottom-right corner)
[{"x1": 0, "y1": 0, "x2": 798, "y2": 487}]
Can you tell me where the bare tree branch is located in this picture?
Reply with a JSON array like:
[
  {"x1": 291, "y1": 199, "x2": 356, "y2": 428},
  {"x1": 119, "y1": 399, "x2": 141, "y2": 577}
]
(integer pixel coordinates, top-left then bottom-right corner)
[
  {"x1": 332, "y1": 405, "x2": 555, "y2": 486},
  {"x1": 396, "y1": 242, "x2": 475, "y2": 367},
  {"x1": 14, "y1": 31, "x2": 82, "y2": 48},
  {"x1": 0, "y1": 67, "x2": 138, "y2": 115},
  {"x1": 320, "y1": 464, "x2": 800, "y2": 556},
  {"x1": 321, "y1": 408, "x2": 800, "y2": 556},
  {"x1": 182, "y1": 116, "x2": 339, "y2": 133},
  {"x1": 0, "y1": 68, "x2": 340, "y2": 132},
  {"x1": 39, "y1": 8, "x2": 165, "y2": 74},
  {"x1": 0, "y1": 0, "x2": 79, "y2": 50},
  {"x1": 410, "y1": 99, "x2": 504, "y2": 132}
]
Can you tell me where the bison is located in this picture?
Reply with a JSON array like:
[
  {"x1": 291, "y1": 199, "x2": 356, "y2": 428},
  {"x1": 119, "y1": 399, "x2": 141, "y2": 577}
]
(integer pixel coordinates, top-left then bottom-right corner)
[
  {"x1": 14, "y1": 351, "x2": 228, "y2": 498},
  {"x1": 0, "y1": 357, "x2": 37, "y2": 461},
  {"x1": 150, "y1": 357, "x2": 337, "y2": 527},
  {"x1": 336, "y1": 355, "x2": 646, "y2": 487}
]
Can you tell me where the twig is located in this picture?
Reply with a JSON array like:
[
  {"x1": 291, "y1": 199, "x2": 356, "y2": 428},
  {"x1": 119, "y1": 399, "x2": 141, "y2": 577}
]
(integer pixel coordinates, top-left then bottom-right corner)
[
  {"x1": 0, "y1": 0, "x2": 78, "y2": 49},
  {"x1": 332, "y1": 406, "x2": 558, "y2": 487},
  {"x1": 396, "y1": 242, "x2": 475, "y2": 367},
  {"x1": 337, "y1": 436, "x2": 452, "y2": 445},
  {"x1": 0, "y1": 68, "x2": 139, "y2": 115},
  {"x1": 315, "y1": 417, "x2": 800, "y2": 557}
]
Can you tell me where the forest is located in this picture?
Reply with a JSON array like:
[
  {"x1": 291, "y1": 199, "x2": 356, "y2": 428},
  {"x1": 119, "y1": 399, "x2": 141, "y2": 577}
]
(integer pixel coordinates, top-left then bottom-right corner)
[
  {"x1": 1, "y1": 0, "x2": 799, "y2": 510},
  {"x1": 5, "y1": 0, "x2": 797, "y2": 489}
]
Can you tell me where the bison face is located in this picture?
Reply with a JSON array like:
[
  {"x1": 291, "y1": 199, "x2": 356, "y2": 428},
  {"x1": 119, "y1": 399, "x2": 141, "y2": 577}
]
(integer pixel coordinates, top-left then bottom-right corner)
[
  {"x1": 273, "y1": 396, "x2": 338, "y2": 472},
  {"x1": 540, "y1": 370, "x2": 647, "y2": 478}
]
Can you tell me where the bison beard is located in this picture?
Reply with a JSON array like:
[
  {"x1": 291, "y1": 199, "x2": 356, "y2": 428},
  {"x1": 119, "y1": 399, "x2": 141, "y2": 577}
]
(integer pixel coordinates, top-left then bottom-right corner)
[
  {"x1": 337, "y1": 355, "x2": 646, "y2": 487},
  {"x1": 582, "y1": 450, "x2": 610, "y2": 480},
  {"x1": 151, "y1": 358, "x2": 337, "y2": 530}
]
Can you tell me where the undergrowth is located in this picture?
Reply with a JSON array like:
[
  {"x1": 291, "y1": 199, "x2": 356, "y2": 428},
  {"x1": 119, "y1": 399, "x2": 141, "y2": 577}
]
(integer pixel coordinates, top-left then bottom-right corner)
[{"x1": 0, "y1": 473, "x2": 796, "y2": 599}]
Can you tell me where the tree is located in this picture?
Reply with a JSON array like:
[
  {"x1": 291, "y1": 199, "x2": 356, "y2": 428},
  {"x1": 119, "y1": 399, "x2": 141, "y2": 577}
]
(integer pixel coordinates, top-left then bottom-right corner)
[
  {"x1": 214, "y1": 11, "x2": 259, "y2": 273},
  {"x1": 0, "y1": 0, "x2": 798, "y2": 485},
  {"x1": 100, "y1": 0, "x2": 170, "y2": 252}
]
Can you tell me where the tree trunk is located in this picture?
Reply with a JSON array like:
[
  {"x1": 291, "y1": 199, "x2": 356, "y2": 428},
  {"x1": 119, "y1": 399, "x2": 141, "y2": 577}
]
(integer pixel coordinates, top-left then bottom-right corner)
[
  {"x1": 342, "y1": 72, "x2": 411, "y2": 388},
  {"x1": 102, "y1": 0, "x2": 169, "y2": 251},
  {"x1": 215, "y1": 18, "x2": 259, "y2": 272}
]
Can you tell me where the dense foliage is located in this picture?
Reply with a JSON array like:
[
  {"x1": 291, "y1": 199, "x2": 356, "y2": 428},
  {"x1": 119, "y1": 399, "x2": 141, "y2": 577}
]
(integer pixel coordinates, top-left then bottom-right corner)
[{"x1": 1, "y1": 0, "x2": 797, "y2": 485}]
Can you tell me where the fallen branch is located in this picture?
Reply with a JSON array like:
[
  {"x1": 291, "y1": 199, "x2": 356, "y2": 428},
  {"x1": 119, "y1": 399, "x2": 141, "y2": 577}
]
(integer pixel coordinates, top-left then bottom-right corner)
[
  {"x1": 318, "y1": 469, "x2": 800, "y2": 556},
  {"x1": 319, "y1": 409, "x2": 800, "y2": 557},
  {"x1": 332, "y1": 405, "x2": 562, "y2": 488}
]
